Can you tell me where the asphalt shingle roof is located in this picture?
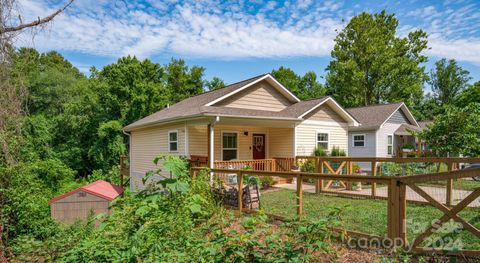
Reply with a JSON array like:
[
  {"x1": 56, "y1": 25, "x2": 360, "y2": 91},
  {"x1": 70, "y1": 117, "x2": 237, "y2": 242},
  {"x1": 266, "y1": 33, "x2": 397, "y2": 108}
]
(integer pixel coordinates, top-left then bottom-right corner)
[{"x1": 346, "y1": 103, "x2": 404, "y2": 127}]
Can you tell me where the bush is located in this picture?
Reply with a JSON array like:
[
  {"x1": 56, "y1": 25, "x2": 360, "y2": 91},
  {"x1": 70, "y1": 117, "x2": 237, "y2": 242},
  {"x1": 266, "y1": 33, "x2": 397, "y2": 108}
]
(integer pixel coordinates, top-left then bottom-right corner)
[
  {"x1": 313, "y1": 147, "x2": 328, "y2": 156},
  {"x1": 330, "y1": 146, "x2": 346, "y2": 156},
  {"x1": 259, "y1": 176, "x2": 277, "y2": 189}
]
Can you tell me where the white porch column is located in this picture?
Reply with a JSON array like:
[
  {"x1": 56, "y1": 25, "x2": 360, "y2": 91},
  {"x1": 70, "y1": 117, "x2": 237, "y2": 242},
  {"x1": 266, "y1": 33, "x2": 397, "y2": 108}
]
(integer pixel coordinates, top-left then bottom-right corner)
[{"x1": 209, "y1": 123, "x2": 215, "y2": 183}]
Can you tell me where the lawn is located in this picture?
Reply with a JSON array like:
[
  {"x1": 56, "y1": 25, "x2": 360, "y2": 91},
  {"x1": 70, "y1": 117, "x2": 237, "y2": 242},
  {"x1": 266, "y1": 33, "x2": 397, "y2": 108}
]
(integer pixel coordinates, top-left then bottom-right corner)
[{"x1": 261, "y1": 189, "x2": 480, "y2": 250}]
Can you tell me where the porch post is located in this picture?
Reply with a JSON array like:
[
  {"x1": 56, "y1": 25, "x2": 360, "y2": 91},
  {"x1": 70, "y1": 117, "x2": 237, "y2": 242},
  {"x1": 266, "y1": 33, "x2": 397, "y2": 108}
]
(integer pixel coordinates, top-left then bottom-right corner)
[
  {"x1": 209, "y1": 123, "x2": 215, "y2": 183},
  {"x1": 417, "y1": 139, "x2": 421, "y2": 157}
]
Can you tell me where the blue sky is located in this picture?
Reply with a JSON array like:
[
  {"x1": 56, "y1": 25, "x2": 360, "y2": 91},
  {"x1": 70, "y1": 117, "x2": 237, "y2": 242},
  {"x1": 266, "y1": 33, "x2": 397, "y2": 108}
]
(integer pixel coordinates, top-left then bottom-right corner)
[{"x1": 17, "y1": 0, "x2": 480, "y2": 85}]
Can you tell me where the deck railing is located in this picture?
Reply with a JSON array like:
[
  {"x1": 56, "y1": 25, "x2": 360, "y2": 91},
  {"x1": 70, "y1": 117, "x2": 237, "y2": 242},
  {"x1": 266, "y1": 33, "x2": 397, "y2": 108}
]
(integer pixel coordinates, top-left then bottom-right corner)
[
  {"x1": 214, "y1": 159, "x2": 276, "y2": 171},
  {"x1": 190, "y1": 165, "x2": 480, "y2": 255}
]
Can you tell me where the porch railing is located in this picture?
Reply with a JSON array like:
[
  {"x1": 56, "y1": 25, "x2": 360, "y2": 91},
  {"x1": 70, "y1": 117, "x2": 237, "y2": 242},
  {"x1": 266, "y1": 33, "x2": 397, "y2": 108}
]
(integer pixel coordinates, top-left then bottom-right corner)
[{"x1": 214, "y1": 159, "x2": 276, "y2": 171}]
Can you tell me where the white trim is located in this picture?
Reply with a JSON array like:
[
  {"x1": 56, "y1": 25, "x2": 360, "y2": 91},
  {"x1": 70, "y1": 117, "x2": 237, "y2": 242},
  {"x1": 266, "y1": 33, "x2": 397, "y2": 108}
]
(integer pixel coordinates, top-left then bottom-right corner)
[
  {"x1": 315, "y1": 130, "x2": 330, "y2": 151},
  {"x1": 352, "y1": 133, "x2": 366, "y2": 148},
  {"x1": 380, "y1": 103, "x2": 419, "y2": 128},
  {"x1": 387, "y1": 134, "x2": 394, "y2": 156},
  {"x1": 184, "y1": 121, "x2": 189, "y2": 156},
  {"x1": 298, "y1": 97, "x2": 359, "y2": 126},
  {"x1": 205, "y1": 74, "x2": 300, "y2": 106},
  {"x1": 209, "y1": 125, "x2": 214, "y2": 168},
  {"x1": 168, "y1": 130, "x2": 179, "y2": 152},
  {"x1": 221, "y1": 131, "x2": 239, "y2": 161}
]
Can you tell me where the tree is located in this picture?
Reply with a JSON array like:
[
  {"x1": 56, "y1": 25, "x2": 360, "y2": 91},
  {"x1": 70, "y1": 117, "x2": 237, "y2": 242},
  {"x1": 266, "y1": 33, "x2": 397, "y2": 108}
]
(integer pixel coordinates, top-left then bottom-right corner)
[
  {"x1": 455, "y1": 81, "x2": 480, "y2": 108},
  {"x1": 164, "y1": 58, "x2": 205, "y2": 103},
  {"x1": 325, "y1": 11, "x2": 428, "y2": 107},
  {"x1": 271, "y1": 67, "x2": 325, "y2": 100},
  {"x1": 418, "y1": 103, "x2": 480, "y2": 156},
  {"x1": 205, "y1": 77, "x2": 225, "y2": 91},
  {"x1": 429, "y1": 58, "x2": 470, "y2": 106}
]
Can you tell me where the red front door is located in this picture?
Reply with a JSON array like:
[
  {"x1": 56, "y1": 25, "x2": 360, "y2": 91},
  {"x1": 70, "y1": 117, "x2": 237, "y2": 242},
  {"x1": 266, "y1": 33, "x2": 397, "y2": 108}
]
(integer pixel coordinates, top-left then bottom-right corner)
[{"x1": 252, "y1": 134, "x2": 266, "y2": 160}]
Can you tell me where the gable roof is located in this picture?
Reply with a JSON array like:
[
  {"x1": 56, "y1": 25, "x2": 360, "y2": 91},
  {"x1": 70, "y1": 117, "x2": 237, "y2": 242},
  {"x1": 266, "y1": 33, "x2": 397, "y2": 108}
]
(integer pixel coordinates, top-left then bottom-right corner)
[
  {"x1": 346, "y1": 102, "x2": 418, "y2": 129},
  {"x1": 49, "y1": 180, "x2": 124, "y2": 203},
  {"x1": 123, "y1": 75, "x2": 356, "y2": 131}
]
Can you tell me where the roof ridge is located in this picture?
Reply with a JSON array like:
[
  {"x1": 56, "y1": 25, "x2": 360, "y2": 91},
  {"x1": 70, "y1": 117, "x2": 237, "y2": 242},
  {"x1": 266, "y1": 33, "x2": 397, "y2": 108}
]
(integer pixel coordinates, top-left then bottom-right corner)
[
  {"x1": 298, "y1": 96, "x2": 329, "y2": 102},
  {"x1": 346, "y1": 102, "x2": 403, "y2": 110}
]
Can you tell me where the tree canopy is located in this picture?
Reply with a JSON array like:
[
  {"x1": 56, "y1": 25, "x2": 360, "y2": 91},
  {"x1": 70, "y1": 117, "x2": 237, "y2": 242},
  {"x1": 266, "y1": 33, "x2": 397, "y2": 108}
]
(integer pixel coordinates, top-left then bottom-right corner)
[
  {"x1": 271, "y1": 67, "x2": 325, "y2": 100},
  {"x1": 325, "y1": 10, "x2": 428, "y2": 108},
  {"x1": 429, "y1": 58, "x2": 471, "y2": 106}
]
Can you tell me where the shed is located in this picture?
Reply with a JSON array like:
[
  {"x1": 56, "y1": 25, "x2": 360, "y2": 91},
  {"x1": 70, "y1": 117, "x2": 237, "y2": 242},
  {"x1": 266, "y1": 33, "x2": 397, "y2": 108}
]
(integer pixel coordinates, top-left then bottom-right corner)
[{"x1": 49, "y1": 180, "x2": 123, "y2": 224}]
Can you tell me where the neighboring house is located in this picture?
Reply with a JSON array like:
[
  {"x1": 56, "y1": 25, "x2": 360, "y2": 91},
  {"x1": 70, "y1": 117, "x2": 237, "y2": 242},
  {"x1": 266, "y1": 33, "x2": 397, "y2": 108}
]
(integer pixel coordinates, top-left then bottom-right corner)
[
  {"x1": 346, "y1": 103, "x2": 422, "y2": 170},
  {"x1": 123, "y1": 74, "x2": 358, "y2": 191}
]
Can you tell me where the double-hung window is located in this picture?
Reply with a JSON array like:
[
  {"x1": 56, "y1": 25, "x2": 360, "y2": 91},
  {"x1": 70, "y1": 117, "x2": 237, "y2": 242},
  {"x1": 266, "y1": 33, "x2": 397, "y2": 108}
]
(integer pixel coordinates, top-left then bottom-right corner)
[
  {"x1": 316, "y1": 132, "x2": 329, "y2": 150},
  {"x1": 222, "y1": 132, "x2": 238, "y2": 160},
  {"x1": 353, "y1": 134, "x2": 365, "y2": 147},
  {"x1": 168, "y1": 131, "x2": 178, "y2": 152},
  {"x1": 387, "y1": 135, "x2": 393, "y2": 155}
]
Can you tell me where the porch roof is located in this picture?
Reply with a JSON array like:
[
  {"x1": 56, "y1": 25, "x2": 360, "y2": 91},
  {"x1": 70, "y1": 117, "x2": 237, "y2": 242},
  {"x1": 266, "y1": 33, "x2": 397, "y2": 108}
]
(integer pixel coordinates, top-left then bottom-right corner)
[{"x1": 394, "y1": 124, "x2": 422, "y2": 136}]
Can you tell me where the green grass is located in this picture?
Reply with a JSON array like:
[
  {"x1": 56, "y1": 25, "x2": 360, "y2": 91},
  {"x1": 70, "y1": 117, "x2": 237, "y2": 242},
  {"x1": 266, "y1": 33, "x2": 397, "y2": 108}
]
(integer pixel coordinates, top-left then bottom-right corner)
[
  {"x1": 419, "y1": 179, "x2": 480, "y2": 191},
  {"x1": 261, "y1": 189, "x2": 480, "y2": 249}
]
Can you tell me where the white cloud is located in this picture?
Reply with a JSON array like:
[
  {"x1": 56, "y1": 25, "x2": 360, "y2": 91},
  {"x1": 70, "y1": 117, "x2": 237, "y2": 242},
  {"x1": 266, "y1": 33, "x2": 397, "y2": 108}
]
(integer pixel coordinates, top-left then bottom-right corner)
[{"x1": 14, "y1": 0, "x2": 480, "y2": 65}]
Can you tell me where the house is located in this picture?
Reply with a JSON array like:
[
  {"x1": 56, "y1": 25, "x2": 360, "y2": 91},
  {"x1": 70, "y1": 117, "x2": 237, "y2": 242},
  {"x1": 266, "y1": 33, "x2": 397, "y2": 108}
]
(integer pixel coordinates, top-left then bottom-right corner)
[
  {"x1": 49, "y1": 180, "x2": 123, "y2": 224},
  {"x1": 123, "y1": 74, "x2": 359, "y2": 191},
  {"x1": 346, "y1": 103, "x2": 422, "y2": 170}
]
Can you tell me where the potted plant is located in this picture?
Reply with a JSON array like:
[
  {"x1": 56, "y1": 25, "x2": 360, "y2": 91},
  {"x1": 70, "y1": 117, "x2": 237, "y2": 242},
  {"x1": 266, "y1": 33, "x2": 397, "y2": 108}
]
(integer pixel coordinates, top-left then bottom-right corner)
[{"x1": 402, "y1": 143, "x2": 415, "y2": 152}]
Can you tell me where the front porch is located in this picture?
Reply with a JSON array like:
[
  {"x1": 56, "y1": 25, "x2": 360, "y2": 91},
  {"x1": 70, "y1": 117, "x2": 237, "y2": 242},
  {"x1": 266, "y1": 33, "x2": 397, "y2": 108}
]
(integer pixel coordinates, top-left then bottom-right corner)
[{"x1": 187, "y1": 116, "x2": 297, "y2": 169}]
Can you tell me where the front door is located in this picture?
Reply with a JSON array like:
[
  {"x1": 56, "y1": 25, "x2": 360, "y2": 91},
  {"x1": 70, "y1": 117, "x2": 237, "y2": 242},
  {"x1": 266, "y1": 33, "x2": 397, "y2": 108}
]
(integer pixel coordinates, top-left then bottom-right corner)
[{"x1": 252, "y1": 134, "x2": 266, "y2": 160}]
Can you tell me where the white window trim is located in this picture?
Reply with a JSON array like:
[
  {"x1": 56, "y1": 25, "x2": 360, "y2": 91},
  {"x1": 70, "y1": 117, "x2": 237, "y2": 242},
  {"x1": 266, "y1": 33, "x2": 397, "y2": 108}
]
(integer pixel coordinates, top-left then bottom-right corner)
[
  {"x1": 168, "y1": 130, "x2": 179, "y2": 152},
  {"x1": 352, "y1": 134, "x2": 366, "y2": 148},
  {"x1": 221, "y1": 131, "x2": 239, "y2": 161},
  {"x1": 387, "y1": 134, "x2": 394, "y2": 155},
  {"x1": 315, "y1": 130, "x2": 330, "y2": 151}
]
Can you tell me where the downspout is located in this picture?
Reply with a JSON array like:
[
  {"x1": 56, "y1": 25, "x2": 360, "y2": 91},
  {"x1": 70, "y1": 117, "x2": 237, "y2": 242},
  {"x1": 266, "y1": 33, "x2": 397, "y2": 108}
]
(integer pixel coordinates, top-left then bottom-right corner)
[{"x1": 122, "y1": 129, "x2": 132, "y2": 192}]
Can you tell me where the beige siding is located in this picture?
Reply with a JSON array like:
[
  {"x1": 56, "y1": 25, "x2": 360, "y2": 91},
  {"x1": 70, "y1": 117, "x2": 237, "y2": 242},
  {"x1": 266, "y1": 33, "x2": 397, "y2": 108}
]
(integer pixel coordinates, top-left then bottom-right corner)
[
  {"x1": 303, "y1": 104, "x2": 348, "y2": 124},
  {"x1": 50, "y1": 191, "x2": 110, "y2": 224},
  {"x1": 214, "y1": 80, "x2": 292, "y2": 111},
  {"x1": 268, "y1": 128, "x2": 294, "y2": 157},
  {"x1": 188, "y1": 125, "x2": 208, "y2": 156},
  {"x1": 295, "y1": 123, "x2": 348, "y2": 156},
  {"x1": 130, "y1": 123, "x2": 186, "y2": 191},
  {"x1": 131, "y1": 123, "x2": 186, "y2": 174}
]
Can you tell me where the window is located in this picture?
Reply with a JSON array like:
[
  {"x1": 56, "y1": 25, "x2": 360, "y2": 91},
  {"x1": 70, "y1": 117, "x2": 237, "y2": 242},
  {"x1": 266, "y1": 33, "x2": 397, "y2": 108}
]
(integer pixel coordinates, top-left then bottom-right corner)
[
  {"x1": 222, "y1": 132, "x2": 238, "y2": 160},
  {"x1": 168, "y1": 131, "x2": 178, "y2": 152},
  {"x1": 316, "y1": 132, "x2": 329, "y2": 150},
  {"x1": 387, "y1": 135, "x2": 393, "y2": 155},
  {"x1": 353, "y1": 134, "x2": 365, "y2": 147}
]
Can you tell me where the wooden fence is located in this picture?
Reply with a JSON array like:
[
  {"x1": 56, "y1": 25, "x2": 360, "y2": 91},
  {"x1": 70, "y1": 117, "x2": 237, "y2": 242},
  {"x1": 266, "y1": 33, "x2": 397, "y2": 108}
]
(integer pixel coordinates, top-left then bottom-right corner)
[{"x1": 190, "y1": 165, "x2": 480, "y2": 255}]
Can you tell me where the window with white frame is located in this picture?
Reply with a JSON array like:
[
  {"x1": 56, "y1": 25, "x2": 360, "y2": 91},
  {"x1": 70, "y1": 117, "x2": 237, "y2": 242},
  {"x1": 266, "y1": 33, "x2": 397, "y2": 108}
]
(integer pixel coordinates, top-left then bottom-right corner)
[
  {"x1": 353, "y1": 134, "x2": 365, "y2": 147},
  {"x1": 316, "y1": 132, "x2": 329, "y2": 150},
  {"x1": 168, "y1": 131, "x2": 178, "y2": 152},
  {"x1": 222, "y1": 132, "x2": 238, "y2": 160},
  {"x1": 387, "y1": 135, "x2": 393, "y2": 155}
]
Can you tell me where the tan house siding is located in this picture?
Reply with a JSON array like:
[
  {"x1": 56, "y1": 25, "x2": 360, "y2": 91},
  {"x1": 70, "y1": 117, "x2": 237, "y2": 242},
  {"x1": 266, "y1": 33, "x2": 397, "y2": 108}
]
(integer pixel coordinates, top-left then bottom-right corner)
[
  {"x1": 295, "y1": 123, "x2": 348, "y2": 156},
  {"x1": 214, "y1": 80, "x2": 292, "y2": 111},
  {"x1": 213, "y1": 125, "x2": 268, "y2": 160},
  {"x1": 130, "y1": 123, "x2": 186, "y2": 191},
  {"x1": 268, "y1": 128, "x2": 294, "y2": 157},
  {"x1": 303, "y1": 104, "x2": 348, "y2": 124},
  {"x1": 188, "y1": 125, "x2": 208, "y2": 156},
  {"x1": 50, "y1": 191, "x2": 110, "y2": 224}
]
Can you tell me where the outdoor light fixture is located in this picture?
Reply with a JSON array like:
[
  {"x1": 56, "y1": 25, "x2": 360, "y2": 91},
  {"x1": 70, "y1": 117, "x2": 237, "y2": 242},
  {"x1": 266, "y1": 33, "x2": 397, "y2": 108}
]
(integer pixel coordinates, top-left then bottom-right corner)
[{"x1": 244, "y1": 131, "x2": 249, "y2": 136}]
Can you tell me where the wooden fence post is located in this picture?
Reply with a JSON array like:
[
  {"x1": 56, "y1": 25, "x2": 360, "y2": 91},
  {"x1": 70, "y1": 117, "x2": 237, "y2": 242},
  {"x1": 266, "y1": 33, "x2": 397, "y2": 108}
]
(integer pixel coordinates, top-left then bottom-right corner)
[
  {"x1": 446, "y1": 161, "x2": 454, "y2": 206},
  {"x1": 238, "y1": 171, "x2": 244, "y2": 212},
  {"x1": 387, "y1": 178, "x2": 407, "y2": 247},
  {"x1": 315, "y1": 158, "x2": 322, "y2": 193},
  {"x1": 371, "y1": 161, "x2": 377, "y2": 197},
  {"x1": 297, "y1": 174, "x2": 303, "y2": 218}
]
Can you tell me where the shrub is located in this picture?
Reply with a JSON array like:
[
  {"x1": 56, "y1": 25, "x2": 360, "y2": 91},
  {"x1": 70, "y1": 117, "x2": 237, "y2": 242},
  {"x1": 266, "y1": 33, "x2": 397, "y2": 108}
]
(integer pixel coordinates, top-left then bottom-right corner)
[
  {"x1": 313, "y1": 147, "x2": 328, "y2": 156},
  {"x1": 330, "y1": 146, "x2": 346, "y2": 156},
  {"x1": 259, "y1": 176, "x2": 277, "y2": 189}
]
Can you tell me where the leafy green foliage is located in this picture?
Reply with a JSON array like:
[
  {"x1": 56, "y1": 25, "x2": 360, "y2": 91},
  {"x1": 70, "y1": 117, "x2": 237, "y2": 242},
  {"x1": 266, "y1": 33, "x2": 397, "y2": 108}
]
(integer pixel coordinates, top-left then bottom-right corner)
[
  {"x1": 326, "y1": 10, "x2": 428, "y2": 108},
  {"x1": 313, "y1": 147, "x2": 328, "y2": 156},
  {"x1": 418, "y1": 103, "x2": 480, "y2": 156},
  {"x1": 271, "y1": 67, "x2": 326, "y2": 100},
  {"x1": 330, "y1": 146, "x2": 346, "y2": 157},
  {"x1": 429, "y1": 58, "x2": 471, "y2": 107}
]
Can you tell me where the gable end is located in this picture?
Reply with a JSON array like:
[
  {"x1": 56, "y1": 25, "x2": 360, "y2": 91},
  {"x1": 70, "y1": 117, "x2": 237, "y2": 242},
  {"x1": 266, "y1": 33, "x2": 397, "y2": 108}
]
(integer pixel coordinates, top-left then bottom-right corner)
[{"x1": 386, "y1": 109, "x2": 412, "y2": 125}]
